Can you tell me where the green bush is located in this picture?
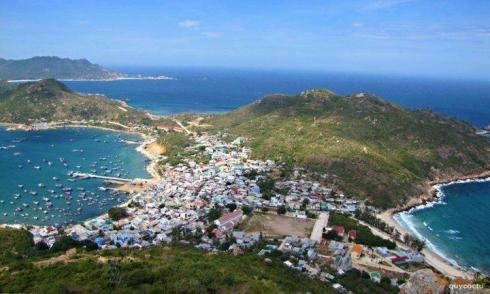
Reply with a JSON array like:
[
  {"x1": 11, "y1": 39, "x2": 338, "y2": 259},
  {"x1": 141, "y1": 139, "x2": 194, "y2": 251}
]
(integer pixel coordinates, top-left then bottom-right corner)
[{"x1": 108, "y1": 207, "x2": 128, "y2": 221}]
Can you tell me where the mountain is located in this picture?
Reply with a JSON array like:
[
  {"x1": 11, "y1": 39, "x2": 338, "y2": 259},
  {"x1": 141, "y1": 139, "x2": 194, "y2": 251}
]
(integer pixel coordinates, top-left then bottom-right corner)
[
  {"x1": 0, "y1": 56, "x2": 125, "y2": 80},
  {"x1": 0, "y1": 79, "x2": 150, "y2": 125},
  {"x1": 206, "y1": 89, "x2": 490, "y2": 208}
]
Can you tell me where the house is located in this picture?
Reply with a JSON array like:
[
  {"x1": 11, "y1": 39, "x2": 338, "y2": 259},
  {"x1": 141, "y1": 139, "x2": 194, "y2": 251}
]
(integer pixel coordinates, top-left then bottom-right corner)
[
  {"x1": 348, "y1": 229, "x2": 356, "y2": 240},
  {"x1": 391, "y1": 256, "x2": 409, "y2": 265},
  {"x1": 331, "y1": 225, "x2": 345, "y2": 237},
  {"x1": 332, "y1": 283, "x2": 347, "y2": 293},
  {"x1": 376, "y1": 247, "x2": 390, "y2": 256},
  {"x1": 214, "y1": 209, "x2": 243, "y2": 228},
  {"x1": 351, "y1": 244, "x2": 363, "y2": 259}
]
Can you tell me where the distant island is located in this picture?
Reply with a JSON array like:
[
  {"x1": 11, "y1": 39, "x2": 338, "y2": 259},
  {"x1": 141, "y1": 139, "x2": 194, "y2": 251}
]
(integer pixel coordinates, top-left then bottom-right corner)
[{"x1": 0, "y1": 56, "x2": 173, "y2": 81}]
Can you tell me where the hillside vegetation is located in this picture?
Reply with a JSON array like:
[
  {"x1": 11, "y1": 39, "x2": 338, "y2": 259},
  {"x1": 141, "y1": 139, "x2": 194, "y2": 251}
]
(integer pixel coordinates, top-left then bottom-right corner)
[
  {"x1": 0, "y1": 79, "x2": 150, "y2": 125},
  {"x1": 0, "y1": 228, "x2": 334, "y2": 293},
  {"x1": 0, "y1": 56, "x2": 125, "y2": 80},
  {"x1": 206, "y1": 89, "x2": 490, "y2": 208}
]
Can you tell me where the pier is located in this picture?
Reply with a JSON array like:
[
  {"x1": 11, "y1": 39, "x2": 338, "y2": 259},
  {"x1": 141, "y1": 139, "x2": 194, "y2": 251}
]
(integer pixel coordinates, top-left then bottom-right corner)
[{"x1": 71, "y1": 172, "x2": 132, "y2": 182}]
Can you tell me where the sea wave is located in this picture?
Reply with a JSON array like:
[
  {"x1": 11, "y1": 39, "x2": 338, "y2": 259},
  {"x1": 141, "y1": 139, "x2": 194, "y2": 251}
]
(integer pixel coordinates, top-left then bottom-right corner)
[
  {"x1": 445, "y1": 229, "x2": 460, "y2": 235},
  {"x1": 394, "y1": 212, "x2": 464, "y2": 270}
]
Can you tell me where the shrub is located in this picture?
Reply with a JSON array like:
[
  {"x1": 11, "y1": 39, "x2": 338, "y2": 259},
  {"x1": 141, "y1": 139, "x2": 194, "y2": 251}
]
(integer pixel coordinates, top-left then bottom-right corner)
[{"x1": 108, "y1": 207, "x2": 128, "y2": 221}]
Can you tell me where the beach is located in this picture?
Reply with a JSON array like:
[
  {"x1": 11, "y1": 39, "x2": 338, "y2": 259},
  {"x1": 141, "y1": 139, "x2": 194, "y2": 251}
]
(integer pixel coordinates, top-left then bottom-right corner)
[{"x1": 378, "y1": 208, "x2": 476, "y2": 280}]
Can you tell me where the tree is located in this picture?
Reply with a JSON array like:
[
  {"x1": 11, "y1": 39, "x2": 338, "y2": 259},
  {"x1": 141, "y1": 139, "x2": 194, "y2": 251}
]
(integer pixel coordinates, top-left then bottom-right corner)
[
  {"x1": 242, "y1": 205, "x2": 253, "y2": 215},
  {"x1": 226, "y1": 202, "x2": 237, "y2": 212},
  {"x1": 108, "y1": 207, "x2": 128, "y2": 221},
  {"x1": 35, "y1": 241, "x2": 49, "y2": 251},
  {"x1": 323, "y1": 230, "x2": 341, "y2": 241},
  {"x1": 207, "y1": 207, "x2": 222, "y2": 222},
  {"x1": 50, "y1": 236, "x2": 78, "y2": 253},
  {"x1": 277, "y1": 206, "x2": 286, "y2": 215}
]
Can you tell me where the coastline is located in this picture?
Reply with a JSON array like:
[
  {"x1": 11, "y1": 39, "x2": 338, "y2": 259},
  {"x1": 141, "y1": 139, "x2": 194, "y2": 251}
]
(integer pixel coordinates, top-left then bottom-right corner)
[
  {"x1": 7, "y1": 76, "x2": 175, "y2": 83},
  {"x1": 0, "y1": 121, "x2": 164, "y2": 229},
  {"x1": 378, "y1": 170, "x2": 490, "y2": 279}
]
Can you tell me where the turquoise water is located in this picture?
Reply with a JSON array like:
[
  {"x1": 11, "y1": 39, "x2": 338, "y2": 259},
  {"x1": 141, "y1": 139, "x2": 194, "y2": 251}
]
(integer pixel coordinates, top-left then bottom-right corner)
[
  {"x1": 0, "y1": 127, "x2": 149, "y2": 226},
  {"x1": 395, "y1": 179, "x2": 490, "y2": 274}
]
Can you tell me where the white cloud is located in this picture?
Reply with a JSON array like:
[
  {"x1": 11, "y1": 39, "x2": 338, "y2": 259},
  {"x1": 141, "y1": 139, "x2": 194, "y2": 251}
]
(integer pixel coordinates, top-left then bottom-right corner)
[
  {"x1": 352, "y1": 22, "x2": 364, "y2": 28},
  {"x1": 178, "y1": 20, "x2": 200, "y2": 29}
]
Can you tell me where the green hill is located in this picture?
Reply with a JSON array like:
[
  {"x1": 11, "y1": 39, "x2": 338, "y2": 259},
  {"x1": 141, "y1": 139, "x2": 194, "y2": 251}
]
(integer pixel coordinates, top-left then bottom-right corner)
[
  {"x1": 0, "y1": 79, "x2": 150, "y2": 125},
  {"x1": 0, "y1": 228, "x2": 335, "y2": 294},
  {"x1": 0, "y1": 56, "x2": 125, "y2": 80},
  {"x1": 206, "y1": 89, "x2": 490, "y2": 208}
]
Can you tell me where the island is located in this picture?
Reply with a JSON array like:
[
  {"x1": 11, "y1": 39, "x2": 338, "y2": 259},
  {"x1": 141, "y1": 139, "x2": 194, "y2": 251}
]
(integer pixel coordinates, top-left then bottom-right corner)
[
  {"x1": 0, "y1": 82, "x2": 488, "y2": 292},
  {"x1": 0, "y1": 56, "x2": 173, "y2": 81}
]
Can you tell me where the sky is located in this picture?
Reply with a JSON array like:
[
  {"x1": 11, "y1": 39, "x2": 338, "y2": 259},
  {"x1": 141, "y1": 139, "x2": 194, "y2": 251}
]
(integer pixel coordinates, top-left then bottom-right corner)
[{"x1": 1, "y1": 0, "x2": 490, "y2": 79}]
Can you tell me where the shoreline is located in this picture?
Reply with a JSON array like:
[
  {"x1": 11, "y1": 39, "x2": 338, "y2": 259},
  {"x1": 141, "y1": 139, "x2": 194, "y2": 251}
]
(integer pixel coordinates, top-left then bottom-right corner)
[
  {"x1": 6, "y1": 76, "x2": 175, "y2": 83},
  {"x1": 378, "y1": 170, "x2": 490, "y2": 279},
  {"x1": 0, "y1": 121, "x2": 163, "y2": 229}
]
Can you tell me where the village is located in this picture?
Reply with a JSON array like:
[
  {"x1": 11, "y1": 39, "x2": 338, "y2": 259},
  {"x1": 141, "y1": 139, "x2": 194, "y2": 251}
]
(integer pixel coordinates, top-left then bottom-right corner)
[{"x1": 25, "y1": 131, "x2": 449, "y2": 292}]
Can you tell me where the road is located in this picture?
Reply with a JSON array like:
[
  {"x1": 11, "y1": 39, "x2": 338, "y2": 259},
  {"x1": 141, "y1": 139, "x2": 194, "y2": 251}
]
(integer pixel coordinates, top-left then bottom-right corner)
[{"x1": 310, "y1": 212, "x2": 329, "y2": 241}]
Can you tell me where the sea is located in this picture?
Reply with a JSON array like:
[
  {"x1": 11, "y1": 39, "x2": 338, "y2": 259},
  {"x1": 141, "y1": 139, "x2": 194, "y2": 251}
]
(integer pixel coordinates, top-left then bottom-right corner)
[
  {"x1": 0, "y1": 127, "x2": 149, "y2": 226},
  {"x1": 394, "y1": 178, "x2": 490, "y2": 275},
  {"x1": 2, "y1": 67, "x2": 490, "y2": 272}
]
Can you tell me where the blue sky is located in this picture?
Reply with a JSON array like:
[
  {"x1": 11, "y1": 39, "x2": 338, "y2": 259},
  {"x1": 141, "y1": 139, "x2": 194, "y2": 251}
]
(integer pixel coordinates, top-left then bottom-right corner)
[{"x1": 1, "y1": 0, "x2": 490, "y2": 79}]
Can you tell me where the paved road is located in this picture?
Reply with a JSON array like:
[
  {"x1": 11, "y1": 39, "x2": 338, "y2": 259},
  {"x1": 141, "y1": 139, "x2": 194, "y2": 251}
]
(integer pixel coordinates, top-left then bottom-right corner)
[{"x1": 310, "y1": 212, "x2": 329, "y2": 241}]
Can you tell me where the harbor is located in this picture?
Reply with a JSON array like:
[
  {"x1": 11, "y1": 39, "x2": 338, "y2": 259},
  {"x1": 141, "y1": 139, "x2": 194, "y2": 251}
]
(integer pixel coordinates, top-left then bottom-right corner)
[{"x1": 0, "y1": 127, "x2": 150, "y2": 226}]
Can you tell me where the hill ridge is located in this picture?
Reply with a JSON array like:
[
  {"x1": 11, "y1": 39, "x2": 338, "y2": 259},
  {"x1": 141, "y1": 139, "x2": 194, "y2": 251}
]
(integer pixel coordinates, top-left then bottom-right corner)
[{"x1": 206, "y1": 90, "x2": 489, "y2": 208}]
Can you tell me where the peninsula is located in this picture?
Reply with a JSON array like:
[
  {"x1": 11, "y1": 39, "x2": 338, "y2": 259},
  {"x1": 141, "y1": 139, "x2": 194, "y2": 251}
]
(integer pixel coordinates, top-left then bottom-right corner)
[{"x1": 0, "y1": 56, "x2": 126, "y2": 81}]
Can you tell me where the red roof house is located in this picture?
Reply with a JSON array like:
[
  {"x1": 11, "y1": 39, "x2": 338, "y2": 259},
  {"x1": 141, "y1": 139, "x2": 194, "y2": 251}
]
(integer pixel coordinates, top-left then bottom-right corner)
[
  {"x1": 332, "y1": 225, "x2": 345, "y2": 236},
  {"x1": 348, "y1": 230, "x2": 357, "y2": 240}
]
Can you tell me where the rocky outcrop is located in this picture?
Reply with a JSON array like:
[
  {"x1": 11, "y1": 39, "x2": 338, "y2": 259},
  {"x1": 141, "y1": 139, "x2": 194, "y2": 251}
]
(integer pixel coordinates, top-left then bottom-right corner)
[{"x1": 400, "y1": 269, "x2": 448, "y2": 294}]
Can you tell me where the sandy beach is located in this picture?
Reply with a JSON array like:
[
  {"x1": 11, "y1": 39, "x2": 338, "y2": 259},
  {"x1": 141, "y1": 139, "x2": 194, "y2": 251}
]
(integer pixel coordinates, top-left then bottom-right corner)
[{"x1": 377, "y1": 210, "x2": 474, "y2": 280}]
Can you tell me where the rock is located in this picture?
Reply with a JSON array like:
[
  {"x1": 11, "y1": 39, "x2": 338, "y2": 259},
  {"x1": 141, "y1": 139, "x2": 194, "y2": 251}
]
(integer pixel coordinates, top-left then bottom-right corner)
[{"x1": 400, "y1": 269, "x2": 448, "y2": 294}]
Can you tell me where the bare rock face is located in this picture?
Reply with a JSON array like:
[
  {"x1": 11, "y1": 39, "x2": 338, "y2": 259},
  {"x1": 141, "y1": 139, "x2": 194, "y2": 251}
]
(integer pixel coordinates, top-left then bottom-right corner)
[{"x1": 400, "y1": 269, "x2": 448, "y2": 294}]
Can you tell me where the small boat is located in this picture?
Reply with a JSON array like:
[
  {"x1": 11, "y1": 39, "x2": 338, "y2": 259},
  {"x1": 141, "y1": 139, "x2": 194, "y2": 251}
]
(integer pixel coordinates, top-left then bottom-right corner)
[
  {"x1": 52, "y1": 177, "x2": 59, "y2": 181},
  {"x1": 34, "y1": 166, "x2": 41, "y2": 170},
  {"x1": 38, "y1": 183, "x2": 45, "y2": 188}
]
